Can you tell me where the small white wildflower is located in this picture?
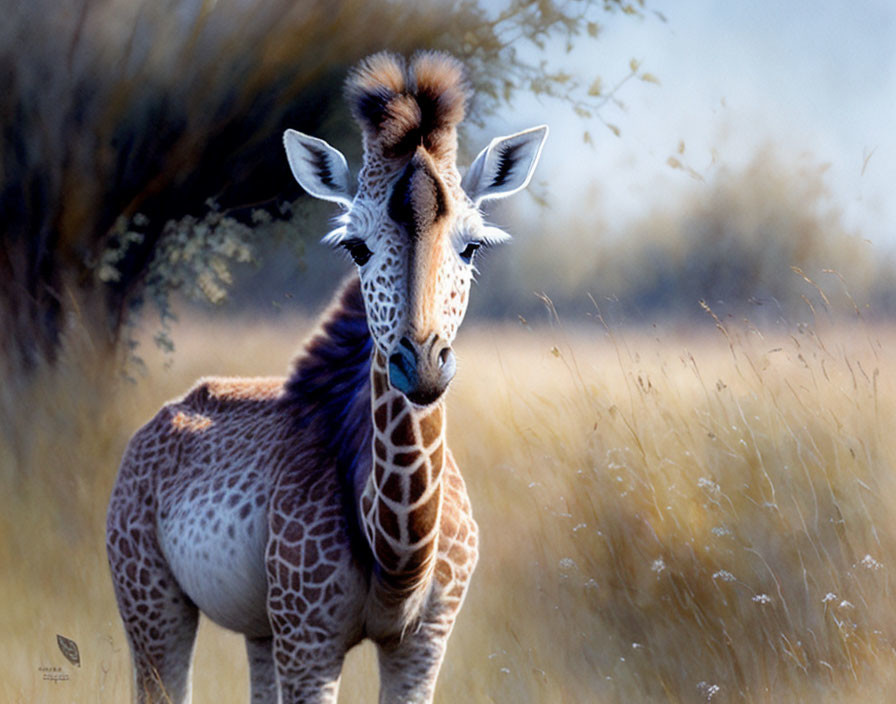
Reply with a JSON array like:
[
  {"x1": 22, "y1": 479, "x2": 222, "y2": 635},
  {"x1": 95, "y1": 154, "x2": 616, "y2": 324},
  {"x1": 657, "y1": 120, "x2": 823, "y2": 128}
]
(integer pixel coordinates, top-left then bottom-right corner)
[
  {"x1": 573, "y1": 522, "x2": 587, "y2": 532},
  {"x1": 558, "y1": 558, "x2": 577, "y2": 571},
  {"x1": 752, "y1": 594, "x2": 772, "y2": 604},
  {"x1": 584, "y1": 578, "x2": 599, "y2": 591},
  {"x1": 860, "y1": 554, "x2": 883, "y2": 570},
  {"x1": 711, "y1": 525, "x2": 731, "y2": 537},
  {"x1": 712, "y1": 570, "x2": 735, "y2": 582},
  {"x1": 697, "y1": 477, "x2": 720, "y2": 493},
  {"x1": 839, "y1": 600, "x2": 855, "y2": 609},
  {"x1": 651, "y1": 557, "x2": 666, "y2": 574},
  {"x1": 822, "y1": 592, "x2": 837, "y2": 603},
  {"x1": 697, "y1": 681, "x2": 721, "y2": 701},
  {"x1": 632, "y1": 642, "x2": 643, "y2": 649},
  {"x1": 500, "y1": 667, "x2": 511, "y2": 674}
]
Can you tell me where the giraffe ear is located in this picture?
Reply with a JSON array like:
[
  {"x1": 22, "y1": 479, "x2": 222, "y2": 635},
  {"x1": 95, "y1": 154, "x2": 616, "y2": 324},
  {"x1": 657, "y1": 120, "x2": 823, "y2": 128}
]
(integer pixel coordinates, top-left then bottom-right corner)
[
  {"x1": 462, "y1": 125, "x2": 548, "y2": 205},
  {"x1": 283, "y1": 129, "x2": 353, "y2": 208}
]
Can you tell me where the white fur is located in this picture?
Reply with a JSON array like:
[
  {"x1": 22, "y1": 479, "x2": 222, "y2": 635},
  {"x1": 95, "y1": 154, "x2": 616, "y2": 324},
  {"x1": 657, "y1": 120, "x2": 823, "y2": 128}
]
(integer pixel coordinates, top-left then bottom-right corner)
[
  {"x1": 461, "y1": 125, "x2": 549, "y2": 205},
  {"x1": 283, "y1": 129, "x2": 353, "y2": 208},
  {"x1": 157, "y1": 485, "x2": 270, "y2": 638}
]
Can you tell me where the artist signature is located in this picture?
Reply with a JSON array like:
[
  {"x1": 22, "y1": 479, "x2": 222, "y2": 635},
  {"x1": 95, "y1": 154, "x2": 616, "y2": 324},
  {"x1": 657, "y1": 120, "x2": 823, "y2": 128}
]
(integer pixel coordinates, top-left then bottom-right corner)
[{"x1": 38, "y1": 666, "x2": 70, "y2": 683}]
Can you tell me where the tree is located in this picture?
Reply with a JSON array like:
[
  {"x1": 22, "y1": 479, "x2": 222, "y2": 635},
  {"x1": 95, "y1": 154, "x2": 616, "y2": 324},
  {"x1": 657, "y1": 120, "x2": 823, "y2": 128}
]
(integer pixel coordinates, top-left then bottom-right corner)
[{"x1": 0, "y1": 0, "x2": 647, "y2": 370}]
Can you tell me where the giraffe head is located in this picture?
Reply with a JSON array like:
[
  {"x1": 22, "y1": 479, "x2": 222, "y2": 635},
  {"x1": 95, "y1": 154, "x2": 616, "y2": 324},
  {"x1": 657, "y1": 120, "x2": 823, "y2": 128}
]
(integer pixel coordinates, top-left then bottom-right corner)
[{"x1": 284, "y1": 52, "x2": 547, "y2": 406}]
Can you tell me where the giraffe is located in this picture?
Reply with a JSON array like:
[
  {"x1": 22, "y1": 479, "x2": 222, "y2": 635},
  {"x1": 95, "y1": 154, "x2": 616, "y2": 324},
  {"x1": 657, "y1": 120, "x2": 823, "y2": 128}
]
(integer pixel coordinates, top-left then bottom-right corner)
[{"x1": 106, "y1": 51, "x2": 547, "y2": 704}]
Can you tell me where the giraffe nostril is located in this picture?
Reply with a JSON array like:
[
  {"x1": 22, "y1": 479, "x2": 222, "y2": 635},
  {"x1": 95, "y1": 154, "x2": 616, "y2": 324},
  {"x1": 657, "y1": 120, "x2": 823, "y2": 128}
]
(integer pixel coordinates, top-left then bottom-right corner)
[{"x1": 437, "y1": 346, "x2": 456, "y2": 383}]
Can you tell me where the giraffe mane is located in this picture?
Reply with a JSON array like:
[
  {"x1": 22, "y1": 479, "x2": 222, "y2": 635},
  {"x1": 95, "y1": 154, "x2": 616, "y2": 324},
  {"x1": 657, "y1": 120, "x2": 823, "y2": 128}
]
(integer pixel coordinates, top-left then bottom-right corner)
[{"x1": 345, "y1": 51, "x2": 469, "y2": 160}]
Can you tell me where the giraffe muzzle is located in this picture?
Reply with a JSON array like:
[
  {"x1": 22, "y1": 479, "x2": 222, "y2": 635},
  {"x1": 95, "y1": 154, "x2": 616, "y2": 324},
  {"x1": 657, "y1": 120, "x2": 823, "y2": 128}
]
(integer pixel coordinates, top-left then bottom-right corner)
[{"x1": 388, "y1": 335, "x2": 456, "y2": 406}]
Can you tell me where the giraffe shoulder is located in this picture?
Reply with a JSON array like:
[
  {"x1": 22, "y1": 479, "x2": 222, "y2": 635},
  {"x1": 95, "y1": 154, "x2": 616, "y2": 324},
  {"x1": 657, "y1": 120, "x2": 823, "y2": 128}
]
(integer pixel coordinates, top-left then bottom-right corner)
[
  {"x1": 130, "y1": 376, "x2": 288, "y2": 445},
  {"x1": 183, "y1": 376, "x2": 287, "y2": 404}
]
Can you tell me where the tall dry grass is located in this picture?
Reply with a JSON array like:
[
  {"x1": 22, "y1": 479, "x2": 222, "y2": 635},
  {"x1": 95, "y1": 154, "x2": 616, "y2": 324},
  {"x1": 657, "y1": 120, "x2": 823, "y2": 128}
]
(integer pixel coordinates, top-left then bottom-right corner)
[{"x1": 2, "y1": 301, "x2": 895, "y2": 702}]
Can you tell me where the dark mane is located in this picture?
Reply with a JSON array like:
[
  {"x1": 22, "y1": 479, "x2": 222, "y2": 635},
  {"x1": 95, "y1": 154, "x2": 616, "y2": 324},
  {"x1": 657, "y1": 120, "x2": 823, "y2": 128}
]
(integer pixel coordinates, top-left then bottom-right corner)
[
  {"x1": 281, "y1": 276, "x2": 372, "y2": 551},
  {"x1": 283, "y1": 275, "x2": 371, "y2": 416}
]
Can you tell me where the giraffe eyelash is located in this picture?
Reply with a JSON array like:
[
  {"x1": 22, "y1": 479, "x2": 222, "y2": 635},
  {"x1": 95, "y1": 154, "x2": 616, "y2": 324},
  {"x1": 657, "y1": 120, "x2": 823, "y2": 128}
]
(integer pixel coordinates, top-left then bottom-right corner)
[{"x1": 479, "y1": 225, "x2": 510, "y2": 246}]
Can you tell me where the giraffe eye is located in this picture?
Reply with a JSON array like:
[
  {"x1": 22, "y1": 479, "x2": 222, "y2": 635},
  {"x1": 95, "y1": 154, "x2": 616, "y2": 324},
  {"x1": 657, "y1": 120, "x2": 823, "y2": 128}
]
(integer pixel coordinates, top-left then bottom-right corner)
[
  {"x1": 342, "y1": 238, "x2": 373, "y2": 266},
  {"x1": 459, "y1": 241, "x2": 481, "y2": 264}
]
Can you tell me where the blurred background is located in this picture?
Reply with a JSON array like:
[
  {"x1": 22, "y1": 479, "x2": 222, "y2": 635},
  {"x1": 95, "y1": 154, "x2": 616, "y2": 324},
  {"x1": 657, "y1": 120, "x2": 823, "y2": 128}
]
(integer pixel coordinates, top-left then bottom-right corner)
[
  {"x1": 3, "y1": 1, "x2": 895, "y2": 702},
  {"x1": 2, "y1": 0, "x2": 893, "y2": 367}
]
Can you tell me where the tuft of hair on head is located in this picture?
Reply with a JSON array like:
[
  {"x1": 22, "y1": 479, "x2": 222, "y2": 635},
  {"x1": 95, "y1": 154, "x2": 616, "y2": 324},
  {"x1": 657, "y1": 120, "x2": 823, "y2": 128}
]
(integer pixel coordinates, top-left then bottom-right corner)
[{"x1": 345, "y1": 50, "x2": 469, "y2": 160}]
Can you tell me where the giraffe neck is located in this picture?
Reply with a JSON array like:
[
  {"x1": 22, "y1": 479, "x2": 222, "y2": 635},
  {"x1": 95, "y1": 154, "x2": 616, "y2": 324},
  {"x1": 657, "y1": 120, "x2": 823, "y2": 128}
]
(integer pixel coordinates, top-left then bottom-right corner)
[{"x1": 360, "y1": 350, "x2": 445, "y2": 596}]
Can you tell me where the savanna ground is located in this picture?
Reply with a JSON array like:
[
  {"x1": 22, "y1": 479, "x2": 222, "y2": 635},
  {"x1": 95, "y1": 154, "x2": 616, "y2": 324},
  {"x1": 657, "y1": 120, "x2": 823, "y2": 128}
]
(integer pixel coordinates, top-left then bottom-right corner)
[{"x1": 3, "y1": 298, "x2": 896, "y2": 703}]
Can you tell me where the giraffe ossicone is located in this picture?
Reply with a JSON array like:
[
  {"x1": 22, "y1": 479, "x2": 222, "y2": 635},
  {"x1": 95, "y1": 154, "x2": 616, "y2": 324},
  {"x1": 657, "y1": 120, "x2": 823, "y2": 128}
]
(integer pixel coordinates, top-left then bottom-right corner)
[{"x1": 106, "y1": 50, "x2": 547, "y2": 704}]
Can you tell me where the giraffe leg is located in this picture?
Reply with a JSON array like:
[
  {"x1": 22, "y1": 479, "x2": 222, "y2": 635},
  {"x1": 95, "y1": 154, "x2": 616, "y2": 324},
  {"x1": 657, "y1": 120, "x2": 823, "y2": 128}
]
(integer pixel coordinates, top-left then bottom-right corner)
[
  {"x1": 115, "y1": 577, "x2": 199, "y2": 703},
  {"x1": 375, "y1": 622, "x2": 452, "y2": 704},
  {"x1": 271, "y1": 637, "x2": 345, "y2": 704},
  {"x1": 246, "y1": 636, "x2": 278, "y2": 703},
  {"x1": 107, "y1": 522, "x2": 199, "y2": 703}
]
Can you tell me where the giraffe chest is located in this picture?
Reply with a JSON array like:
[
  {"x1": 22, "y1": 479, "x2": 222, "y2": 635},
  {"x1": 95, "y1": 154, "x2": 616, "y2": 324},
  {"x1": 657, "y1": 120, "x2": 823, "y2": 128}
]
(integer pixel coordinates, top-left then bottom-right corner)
[{"x1": 156, "y1": 469, "x2": 271, "y2": 638}]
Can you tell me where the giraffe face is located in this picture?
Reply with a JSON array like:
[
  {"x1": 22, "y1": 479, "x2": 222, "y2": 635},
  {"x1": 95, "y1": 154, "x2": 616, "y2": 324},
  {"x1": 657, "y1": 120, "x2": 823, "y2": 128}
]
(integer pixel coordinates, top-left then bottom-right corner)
[
  {"x1": 284, "y1": 125, "x2": 548, "y2": 405},
  {"x1": 346, "y1": 151, "x2": 477, "y2": 406}
]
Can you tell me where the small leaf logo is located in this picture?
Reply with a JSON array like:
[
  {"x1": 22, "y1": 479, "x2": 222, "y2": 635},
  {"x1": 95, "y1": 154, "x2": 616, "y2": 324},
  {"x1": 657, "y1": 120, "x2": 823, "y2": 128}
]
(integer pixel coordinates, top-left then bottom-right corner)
[{"x1": 56, "y1": 634, "x2": 80, "y2": 667}]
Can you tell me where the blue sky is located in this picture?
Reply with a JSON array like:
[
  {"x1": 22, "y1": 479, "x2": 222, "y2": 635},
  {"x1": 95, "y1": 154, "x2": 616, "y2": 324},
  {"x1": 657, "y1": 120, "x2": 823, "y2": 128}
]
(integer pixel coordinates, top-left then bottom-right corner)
[{"x1": 488, "y1": 0, "x2": 895, "y2": 247}]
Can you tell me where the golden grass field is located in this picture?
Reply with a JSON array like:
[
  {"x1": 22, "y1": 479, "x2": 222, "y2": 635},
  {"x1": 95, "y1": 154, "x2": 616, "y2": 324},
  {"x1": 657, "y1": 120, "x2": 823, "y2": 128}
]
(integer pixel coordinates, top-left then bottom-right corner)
[{"x1": 3, "y1": 303, "x2": 896, "y2": 703}]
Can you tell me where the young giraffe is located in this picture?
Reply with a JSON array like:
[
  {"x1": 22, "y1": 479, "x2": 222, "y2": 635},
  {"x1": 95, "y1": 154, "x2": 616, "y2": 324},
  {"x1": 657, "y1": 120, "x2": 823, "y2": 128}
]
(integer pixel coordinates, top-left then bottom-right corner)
[{"x1": 106, "y1": 51, "x2": 547, "y2": 704}]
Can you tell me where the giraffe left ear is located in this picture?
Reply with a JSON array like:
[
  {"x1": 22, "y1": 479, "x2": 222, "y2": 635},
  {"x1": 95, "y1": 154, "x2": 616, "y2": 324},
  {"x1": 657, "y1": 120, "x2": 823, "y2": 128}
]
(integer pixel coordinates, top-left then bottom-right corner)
[
  {"x1": 283, "y1": 129, "x2": 353, "y2": 208},
  {"x1": 462, "y1": 125, "x2": 548, "y2": 205}
]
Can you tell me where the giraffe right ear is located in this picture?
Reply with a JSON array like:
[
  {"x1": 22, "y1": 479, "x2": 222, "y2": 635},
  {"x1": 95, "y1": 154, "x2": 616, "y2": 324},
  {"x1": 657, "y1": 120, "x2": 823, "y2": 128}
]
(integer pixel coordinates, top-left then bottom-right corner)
[
  {"x1": 462, "y1": 125, "x2": 548, "y2": 205},
  {"x1": 283, "y1": 129, "x2": 353, "y2": 208}
]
